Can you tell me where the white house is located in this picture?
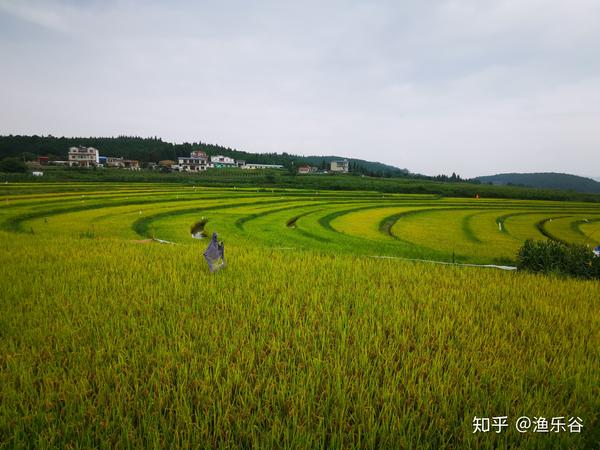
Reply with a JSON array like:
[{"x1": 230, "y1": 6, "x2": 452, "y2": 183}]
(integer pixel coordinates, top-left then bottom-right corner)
[
  {"x1": 242, "y1": 163, "x2": 284, "y2": 170},
  {"x1": 68, "y1": 146, "x2": 100, "y2": 167},
  {"x1": 330, "y1": 159, "x2": 349, "y2": 173},
  {"x1": 210, "y1": 155, "x2": 236, "y2": 168},
  {"x1": 176, "y1": 150, "x2": 208, "y2": 172}
]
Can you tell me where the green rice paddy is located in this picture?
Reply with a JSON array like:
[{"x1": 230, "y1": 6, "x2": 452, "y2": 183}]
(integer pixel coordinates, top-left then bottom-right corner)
[
  {"x1": 3, "y1": 183, "x2": 599, "y2": 264},
  {"x1": 1, "y1": 182, "x2": 599, "y2": 448}
]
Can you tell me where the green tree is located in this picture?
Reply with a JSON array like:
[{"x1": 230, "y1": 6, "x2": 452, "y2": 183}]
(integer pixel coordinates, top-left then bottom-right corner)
[
  {"x1": 0, "y1": 157, "x2": 28, "y2": 173},
  {"x1": 284, "y1": 161, "x2": 297, "y2": 176},
  {"x1": 21, "y1": 152, "x2": 38, "y2": 161}
]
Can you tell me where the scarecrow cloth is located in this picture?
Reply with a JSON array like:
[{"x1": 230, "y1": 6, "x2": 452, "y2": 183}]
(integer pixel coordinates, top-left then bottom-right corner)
[{"x1": 204, "y1": 232, "x2": 225, "y2": 272}]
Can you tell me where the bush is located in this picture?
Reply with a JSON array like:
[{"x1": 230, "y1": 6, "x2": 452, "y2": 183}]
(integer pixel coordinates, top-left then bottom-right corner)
[
  {"x1": 517, "y1": 239, "x2": 600, "y2": 279},
  {"x1": 190, "y1": 218, "x2": 208, "y2": 238},
  {"x1": 0, "y1": 157, "x2": 28, "y2": 173}
]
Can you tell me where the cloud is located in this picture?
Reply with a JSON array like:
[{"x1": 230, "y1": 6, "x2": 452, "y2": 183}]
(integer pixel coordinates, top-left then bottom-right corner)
[
  {"x1": 0, "y1": 0, "x2": 71, "y2": 32},
  {"x1": 0, "y1": 0, "x2": 599, "y2": 177}
]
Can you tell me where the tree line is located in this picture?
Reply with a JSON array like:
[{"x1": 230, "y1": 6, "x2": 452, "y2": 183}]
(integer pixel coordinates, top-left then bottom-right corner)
[{"x1": 0, "y1": 134, "x2": 471, "y2": 182}]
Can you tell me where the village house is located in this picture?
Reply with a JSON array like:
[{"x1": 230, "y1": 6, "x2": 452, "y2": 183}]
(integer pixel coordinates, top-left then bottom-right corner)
[
  {"x1": 105, "y1": 156, "x2": 125, "y2": 167},
  {"x1": 209, "y1": 155, "x2": 236, "y2": 168},
  {"x1": 123, "y1": 159, "x2": 140, "y2": 170},
  {"x1": 298, "y1": 165, "x2": 318, "y2": 174},
  {"x1": 68, "y1": 146, "x2": 99, "y2": 167},
  {"x1": 330, "y1": 159, "x2": 349, "y2": 173},
  {"x1": 97, "y1": 156, "x2": 139, "y2": 170},
  {"x1": 176, "y1": 150, "x2": 208, "y2": 172},
  {"x1": 242, "y1": 163, "x2": 284, "y2": 170},
  {"x1": 158, "y1": 160, "x2": 176, "y2": 172}
]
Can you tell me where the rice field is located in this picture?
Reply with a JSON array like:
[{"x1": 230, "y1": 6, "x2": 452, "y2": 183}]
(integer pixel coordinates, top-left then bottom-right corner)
[{"x1": 1, "y1": 182, "x2": 599, "y2": 448}]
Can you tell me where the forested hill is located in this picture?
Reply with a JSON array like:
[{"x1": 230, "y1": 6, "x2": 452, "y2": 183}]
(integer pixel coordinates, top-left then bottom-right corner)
[
  {"x1": 475, "y1": 172, "x2": 600, "y2": 194},
  {"x1": 0, "y1": 135, "x2": 409, "y2": 177}
]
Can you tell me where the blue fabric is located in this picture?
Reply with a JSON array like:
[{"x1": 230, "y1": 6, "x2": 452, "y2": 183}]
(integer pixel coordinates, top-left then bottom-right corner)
[{"x1": 204, "y1": 232, "x2": 225, "y2": 272}]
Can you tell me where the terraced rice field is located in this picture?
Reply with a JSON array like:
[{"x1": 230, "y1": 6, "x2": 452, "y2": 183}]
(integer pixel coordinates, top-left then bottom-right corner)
[
  {"x1": 2, "y1": 183, "x2": 599, "y2": 264},
  {"x1": 1, "y1": 182, "x2": 599, "y2": 448}
]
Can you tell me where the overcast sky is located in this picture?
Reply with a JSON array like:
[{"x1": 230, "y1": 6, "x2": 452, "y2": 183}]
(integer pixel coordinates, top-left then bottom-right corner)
[{"x1": 1, "y1": 0, "x2": 599, "y2": 177}]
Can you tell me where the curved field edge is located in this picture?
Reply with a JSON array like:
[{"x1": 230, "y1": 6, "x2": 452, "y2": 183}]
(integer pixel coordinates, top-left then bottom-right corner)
[{"x1": 2, "y1": 183, "x2": 600, "y2": 264}]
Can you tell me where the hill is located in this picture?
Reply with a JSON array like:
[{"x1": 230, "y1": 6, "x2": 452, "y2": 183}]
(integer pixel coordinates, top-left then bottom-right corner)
[
  {"x1": 0, "y1": 134, "x2": 409, "y2": 178},
  {"x1": 475, "y1": 172, "x2": 600, "y2": 194}
]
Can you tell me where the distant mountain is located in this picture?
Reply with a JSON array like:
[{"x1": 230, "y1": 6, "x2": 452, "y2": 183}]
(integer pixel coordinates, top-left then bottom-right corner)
[{"x1": 475, "y1": 172, "x2": 600, "y2": 194}]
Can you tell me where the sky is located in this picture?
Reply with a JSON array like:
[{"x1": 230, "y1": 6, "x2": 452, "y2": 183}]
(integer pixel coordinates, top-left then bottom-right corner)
[{"x1": 0, "y1": 0, "x2": 599, "y2": 178}]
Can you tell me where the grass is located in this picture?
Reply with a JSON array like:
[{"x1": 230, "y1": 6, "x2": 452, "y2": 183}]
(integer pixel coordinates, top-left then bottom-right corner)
[
  {"x1": 4, "y1": 166, "x2": 600, "y2": 202},
  {"x1": 1, "y1": 182, "x2": 599, "y2": 448}
]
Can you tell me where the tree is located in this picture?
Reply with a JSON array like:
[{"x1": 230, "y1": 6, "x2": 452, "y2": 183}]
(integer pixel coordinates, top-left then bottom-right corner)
[
  {"x1": 284, "y1": 160, "x2": 297, "y2": 176},
  {"x1": 0, "y1": 157, "x2": 27, "y2": 173},
  {"x1": 21, "y1": 152, "x2": 38, "y2": 161}
]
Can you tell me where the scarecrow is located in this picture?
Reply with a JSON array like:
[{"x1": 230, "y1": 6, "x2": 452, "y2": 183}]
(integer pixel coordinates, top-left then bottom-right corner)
[{"x1": 204, "y1": 232, "x2": 225, "y2": 272}]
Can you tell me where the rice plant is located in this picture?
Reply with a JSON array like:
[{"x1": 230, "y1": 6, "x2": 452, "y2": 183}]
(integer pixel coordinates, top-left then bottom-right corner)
[{"x1": 0, "y1": 182, "x2": 599, "y2": 448}]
